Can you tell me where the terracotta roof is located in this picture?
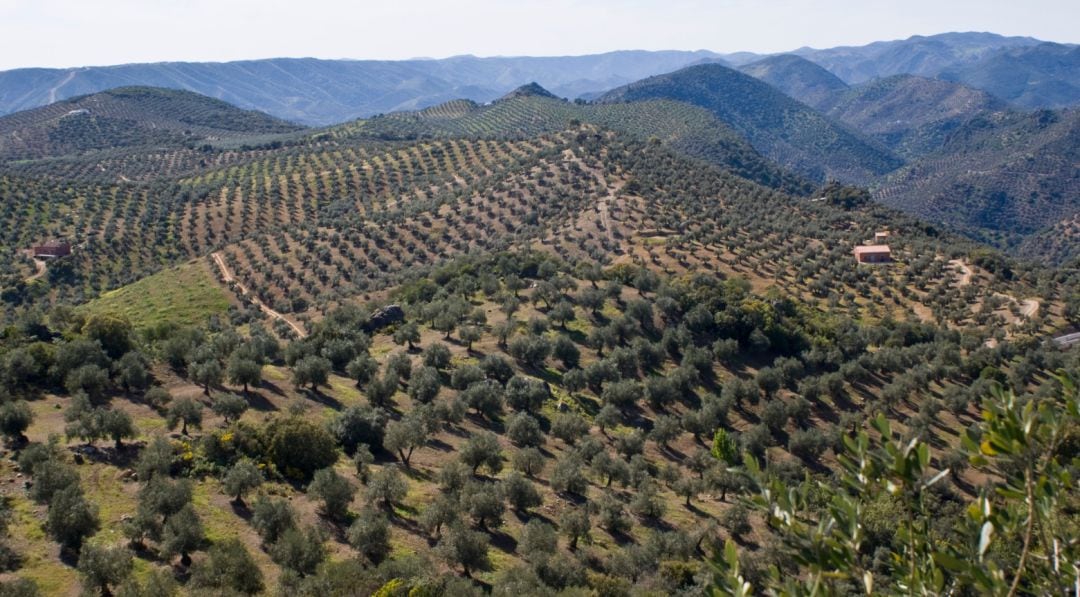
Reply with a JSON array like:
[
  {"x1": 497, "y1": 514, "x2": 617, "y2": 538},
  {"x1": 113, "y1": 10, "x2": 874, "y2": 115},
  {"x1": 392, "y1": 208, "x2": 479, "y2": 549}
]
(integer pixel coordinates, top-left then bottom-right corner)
[{"x1": 854, "y1": 245, "x2": 891, "y2": 254}]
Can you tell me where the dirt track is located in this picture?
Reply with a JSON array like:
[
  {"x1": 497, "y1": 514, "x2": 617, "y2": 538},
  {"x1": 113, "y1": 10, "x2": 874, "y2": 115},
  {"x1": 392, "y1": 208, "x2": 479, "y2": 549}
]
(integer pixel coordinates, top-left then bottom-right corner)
[
  {"x1": 211, "y1": 252, "x2": 307, "y2": 338},
  {"x1": 951, "y1": 258, "x2": 1040, "y2": 322},
  {"x1": 24, "y1": 257, "x2": 47, "y2": 282}
]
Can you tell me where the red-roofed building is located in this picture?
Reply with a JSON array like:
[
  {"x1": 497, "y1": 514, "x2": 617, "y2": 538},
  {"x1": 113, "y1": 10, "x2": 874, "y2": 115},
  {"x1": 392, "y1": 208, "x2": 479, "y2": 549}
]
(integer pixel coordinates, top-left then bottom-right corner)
[
  {"x1": 854, "y1": 245, "x2": 891, "y2": 264},
  {"x1": 32, "y1": 240, "x2": 71, "y2": 259}
]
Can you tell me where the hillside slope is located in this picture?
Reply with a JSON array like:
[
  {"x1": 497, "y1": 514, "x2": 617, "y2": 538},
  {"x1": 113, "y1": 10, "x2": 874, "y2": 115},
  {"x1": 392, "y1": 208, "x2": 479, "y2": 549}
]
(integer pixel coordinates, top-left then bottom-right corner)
[
  {"x1": 595, "y1": 63, "x2": 902, "y2": 183},
  {"x1": 792, "y1": 32, "x2": 1043, "y2": 84},
  {"x1": 0, "y1": 91, "x2": 1076, "y2": 595},
  {"x1": 738, "y1": 54, "x2": 849, "y2": 110},
  {"x1": 356, "y1": 93, "x2": 813, "y2": 194},
  {"x1": 824, "y1": 75, "x2": 1008, "y2": 158},
  {"x1": 939, "y1": 42, "x2": 1080, "y2": 109},
  {"x1": 875, "y1": 108, "x2": 1080, "y2": 262},
  {"x1": 0, "y1": 86, "x2": 303, "y2": 161}
]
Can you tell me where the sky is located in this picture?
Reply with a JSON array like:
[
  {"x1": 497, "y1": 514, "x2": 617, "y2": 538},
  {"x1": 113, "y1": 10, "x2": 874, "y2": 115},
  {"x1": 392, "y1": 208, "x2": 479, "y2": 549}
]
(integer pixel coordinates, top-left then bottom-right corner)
[{"x1": 0, "y1": 0, "x2": 1077, "y2": 71}]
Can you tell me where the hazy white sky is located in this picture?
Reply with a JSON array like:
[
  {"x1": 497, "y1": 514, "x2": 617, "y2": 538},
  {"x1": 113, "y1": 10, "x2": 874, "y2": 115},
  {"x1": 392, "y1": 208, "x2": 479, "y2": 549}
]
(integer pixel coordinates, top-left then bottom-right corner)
[{"x1": 0, "y1": 0, "x2": 1076, "y2": 70}]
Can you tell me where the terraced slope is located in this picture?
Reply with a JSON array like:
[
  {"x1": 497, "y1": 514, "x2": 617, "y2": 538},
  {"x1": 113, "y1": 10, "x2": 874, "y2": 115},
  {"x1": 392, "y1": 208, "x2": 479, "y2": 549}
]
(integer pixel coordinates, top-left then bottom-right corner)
[{"x1": 357, "y1": 94, "x2": 813, "y2": 194}]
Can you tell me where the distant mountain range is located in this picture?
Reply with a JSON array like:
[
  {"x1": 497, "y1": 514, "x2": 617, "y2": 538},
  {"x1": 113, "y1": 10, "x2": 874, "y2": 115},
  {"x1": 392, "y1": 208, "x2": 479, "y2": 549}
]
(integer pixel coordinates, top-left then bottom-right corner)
[
  {"x1": 939, "y1": 43, "x2": 1080, "y2": 109},
  {"x1": 785, "y1": 31, "x2": 1043, "y2": 83},
  {"x1": 0, "y1": 32, "x2": 1076, "y2": 127},
  {"x1": 0, "y1": 51, "x2": 723, "y2": 126}
]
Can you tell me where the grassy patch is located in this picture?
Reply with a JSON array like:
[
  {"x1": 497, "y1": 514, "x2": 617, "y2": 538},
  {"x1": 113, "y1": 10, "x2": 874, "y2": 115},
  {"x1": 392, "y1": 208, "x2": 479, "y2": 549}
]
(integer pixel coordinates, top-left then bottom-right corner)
[
  {"x1": 327, "y1": 374, "x2": 364, "y2": 408},
  {"x1": 8, "y1": 497, "x2": 78, "y2": 594},
  {"x1": 192, "y1": 482, "x2": 230, "y2": 542},
  {"x1": 81, "y1": 259, "x2": 230, "y2": 329}
]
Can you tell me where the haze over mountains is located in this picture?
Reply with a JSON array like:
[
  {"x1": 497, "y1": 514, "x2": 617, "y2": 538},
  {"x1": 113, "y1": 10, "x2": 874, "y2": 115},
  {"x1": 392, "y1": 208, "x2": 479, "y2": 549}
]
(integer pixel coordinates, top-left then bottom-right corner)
[
  {"x1": 0, "y1": 51, "x2": 722, "y2": 126},
  {"x1": 0, "y1": 32, "x2": 1077, "y2": 127}
]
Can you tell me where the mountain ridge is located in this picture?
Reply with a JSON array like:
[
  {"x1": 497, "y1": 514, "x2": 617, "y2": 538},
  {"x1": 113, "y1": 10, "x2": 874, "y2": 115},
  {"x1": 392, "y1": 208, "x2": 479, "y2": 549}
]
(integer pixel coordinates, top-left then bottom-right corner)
[
  {"x1": 938, "y1": 42, "x2": 1080, "y2": 108},
  {"x1": 789, "y1": 31, "x2": 1047, "y2": 83},
  {"x1": 738, "y1": 54, "x2": 849, "y2": 109},
  {"x1": 0, "y1": 51, "x2": 723, "y2": 126},
  {"x1": 596, "y1": 63, "x2": 902, "y2": 183},
  {"x1": 2, "y1": 33, "x2": 1077, "y2": 127},
  {"x1": 822, "y1": 74, "x2": 1009, "y2": 157}
]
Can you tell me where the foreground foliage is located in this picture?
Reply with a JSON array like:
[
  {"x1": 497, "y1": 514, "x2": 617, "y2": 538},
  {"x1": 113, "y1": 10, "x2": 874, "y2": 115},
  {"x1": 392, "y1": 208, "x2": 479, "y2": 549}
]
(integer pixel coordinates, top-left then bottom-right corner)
[{"x1": 712, "y1": 374, "x2": 1080, "y2": 595}]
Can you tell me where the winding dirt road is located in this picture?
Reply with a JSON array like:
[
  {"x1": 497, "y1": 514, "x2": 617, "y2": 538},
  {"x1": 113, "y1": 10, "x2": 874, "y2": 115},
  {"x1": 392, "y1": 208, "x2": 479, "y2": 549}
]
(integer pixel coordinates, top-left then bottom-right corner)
[
  {"x1": 951, "y1": 258, "x2": 1040, "y2": 321},
  {"x1": 24, "y1": 257, "x2": 47, "y2": 282},
  {"x1": 950, "y1": 259, "x2": 974, "y2": 287},
  {"x1": 211, "y1": 252, "x2": 307, "y2": 338}
]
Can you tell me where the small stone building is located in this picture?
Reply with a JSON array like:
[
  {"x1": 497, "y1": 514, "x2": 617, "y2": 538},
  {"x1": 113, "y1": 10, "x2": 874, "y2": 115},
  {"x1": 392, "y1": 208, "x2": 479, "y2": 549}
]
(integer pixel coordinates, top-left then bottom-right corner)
[
  {"x1": 32, "y1": 240, "x2": 72, "y2": 258},
  {"x1": 874, "y1": 230, "x2": 891, "y2": 244},
  {"x1": 854, "y1": 245, "x2": 891, "y2": 264}
]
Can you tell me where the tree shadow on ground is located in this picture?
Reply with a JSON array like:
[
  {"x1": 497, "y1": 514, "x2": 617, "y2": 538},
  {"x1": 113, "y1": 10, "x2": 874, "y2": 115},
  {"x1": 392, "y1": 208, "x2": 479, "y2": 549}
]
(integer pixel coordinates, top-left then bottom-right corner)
[{"x1": 301, "y1": 388, "x2": 342, "y2": 411}]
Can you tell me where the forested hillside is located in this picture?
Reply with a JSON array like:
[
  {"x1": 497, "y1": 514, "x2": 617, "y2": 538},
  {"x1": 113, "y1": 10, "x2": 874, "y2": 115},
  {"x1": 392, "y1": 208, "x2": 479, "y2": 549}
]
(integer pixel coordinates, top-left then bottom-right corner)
[
  {"x1": 738, "y1": 55, "x2": 849, "y2": 110},
  {"x1": 728, "y1": 65, "x2": 1079, "y2": 264},
  {"x1": 875, "y1": 108, "x2": 1080, "y2": 263},
  {"x1": 821, "y1": 75, "x2": 1008, "y2": 158}
]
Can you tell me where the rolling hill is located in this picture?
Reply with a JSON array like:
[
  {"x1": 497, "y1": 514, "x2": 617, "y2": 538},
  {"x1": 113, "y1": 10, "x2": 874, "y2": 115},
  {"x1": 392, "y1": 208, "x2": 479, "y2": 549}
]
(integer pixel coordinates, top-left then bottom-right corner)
[
  {"x1": 595, "y1": 63, "x2": 903, "y2": 183},
  {"x1": 875, "y1": 107, "x2": 1080, "y2": 262},
  {"x1": 0, "y1": 86, "x2": 304, "y2": 161},
  {"x1": 355, "y1": 87, "x2": 813, "y2": 194},
  {"x1": 738, "y1": 54, "x2": 849, "y2": 110},
  {"x1": 822, "y1": 74, "x2": 1008, "y2": 158}
]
